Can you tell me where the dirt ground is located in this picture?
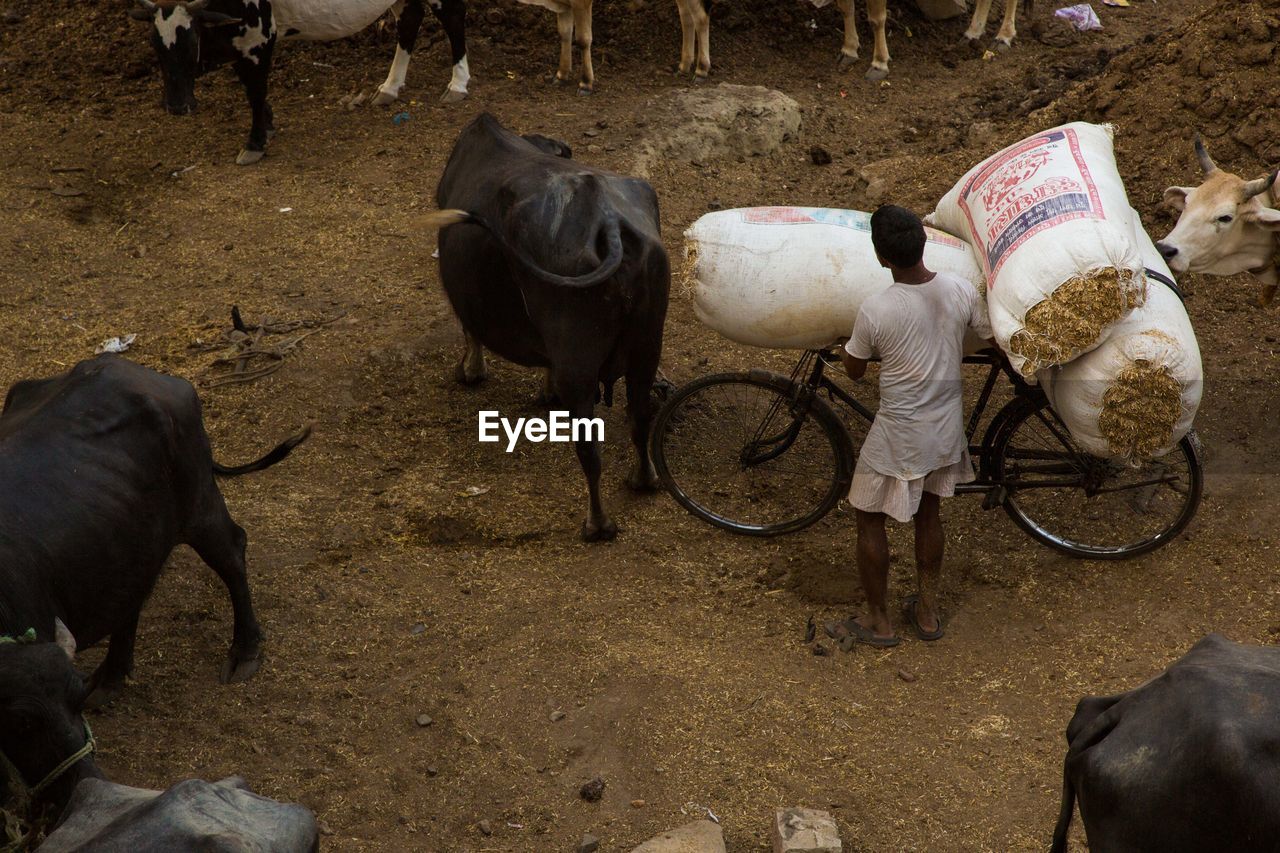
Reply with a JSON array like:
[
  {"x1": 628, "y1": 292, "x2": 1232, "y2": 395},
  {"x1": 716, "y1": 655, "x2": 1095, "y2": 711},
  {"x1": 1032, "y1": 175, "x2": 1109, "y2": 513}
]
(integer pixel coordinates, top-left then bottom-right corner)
[{"x1": 2, "y1": 0, "x2": 1279, "y2": 849}]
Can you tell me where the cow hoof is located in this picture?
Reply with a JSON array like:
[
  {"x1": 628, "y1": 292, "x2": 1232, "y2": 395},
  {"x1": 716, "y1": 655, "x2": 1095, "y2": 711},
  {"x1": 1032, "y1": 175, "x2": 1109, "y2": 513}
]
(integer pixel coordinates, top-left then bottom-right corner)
[
  {"x1": 551, "y1": 75, "x2": 568, "y2": 87},
  {"x1": 994, "y1": 39, "x2": 1012, "y2": 52},
  {"x1": 236, "y1": 148, "x2": 265, "y2": 166},
  {"x1": 865, "y1": 66, "x2": 889, "y2": 82},
  {"x1": 372, "y1": 89, "x2": 399, "y2": 106},
  {"x1": 221, "y1": 651, "x2": 262, "y2": 684},
  {"x1": 580, "y1": 517, "x2": 618, "y2": 542},
  {"x1": 837, "y1": 52, "x2": 859, "y2": 71},
  {"x1": 577, "y1": 86, "x2": 593, "y2": 97},
  {"x1": 440, "y1": 88, "x2": 468, "y2": 104}
]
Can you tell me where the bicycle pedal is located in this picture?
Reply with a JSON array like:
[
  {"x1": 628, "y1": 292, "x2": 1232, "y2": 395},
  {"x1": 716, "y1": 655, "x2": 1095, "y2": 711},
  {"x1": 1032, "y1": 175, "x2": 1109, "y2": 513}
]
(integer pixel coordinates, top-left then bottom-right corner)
[{"x1": 981, "y1": 486, "x2": 1007, "y2": 511}]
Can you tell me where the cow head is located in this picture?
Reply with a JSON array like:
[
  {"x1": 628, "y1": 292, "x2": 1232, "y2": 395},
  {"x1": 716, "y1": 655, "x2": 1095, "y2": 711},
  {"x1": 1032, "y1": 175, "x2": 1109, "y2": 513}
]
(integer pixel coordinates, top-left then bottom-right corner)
[
  {"x1": 128, "y1": 0, "x2": 242, "y2": 115},
  {"x1": 0, "y1": 621, "x2": 102, "y2": 817},
  {"x1": 1157, "y1": 136, "x2": 1280, "y2": 289}
]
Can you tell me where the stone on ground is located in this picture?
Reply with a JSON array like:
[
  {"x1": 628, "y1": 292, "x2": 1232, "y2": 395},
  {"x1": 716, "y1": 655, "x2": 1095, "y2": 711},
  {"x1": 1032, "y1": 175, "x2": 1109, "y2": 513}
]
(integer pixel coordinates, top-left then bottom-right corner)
[
  {"x1": 631, "y1": 819, "x2": 726, "y2": 852},
  {"x1": 772, "y1": 807, "x2": 841, "y2": 853}
]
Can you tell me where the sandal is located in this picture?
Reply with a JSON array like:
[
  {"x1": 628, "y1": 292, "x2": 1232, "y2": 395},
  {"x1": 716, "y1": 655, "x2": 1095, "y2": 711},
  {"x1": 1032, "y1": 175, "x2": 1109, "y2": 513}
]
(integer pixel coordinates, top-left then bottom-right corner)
[
  {"x1": 824, "y1": 617, "x2": 901, "y2": 649},
  {"x1": 902, "y1": 595, "x2": 944, "y2": 641}
]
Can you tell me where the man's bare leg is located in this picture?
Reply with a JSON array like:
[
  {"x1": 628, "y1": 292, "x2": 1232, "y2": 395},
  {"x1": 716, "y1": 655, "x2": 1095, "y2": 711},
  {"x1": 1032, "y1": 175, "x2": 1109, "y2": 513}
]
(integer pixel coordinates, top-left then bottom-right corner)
[
  {"x1": 912, "y1": 492, "x2": 943, "y2": 633},
  {"x1": 855, "y1": 509, "x2": 895, "y2": 638}
]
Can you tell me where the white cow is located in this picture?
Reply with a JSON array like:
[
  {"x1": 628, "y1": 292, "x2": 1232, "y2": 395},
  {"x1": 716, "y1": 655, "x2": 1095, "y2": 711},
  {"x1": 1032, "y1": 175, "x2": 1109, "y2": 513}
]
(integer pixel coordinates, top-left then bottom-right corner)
[{"x1": 1158, "y1": 136, "x2": 1280, "y2": 305}]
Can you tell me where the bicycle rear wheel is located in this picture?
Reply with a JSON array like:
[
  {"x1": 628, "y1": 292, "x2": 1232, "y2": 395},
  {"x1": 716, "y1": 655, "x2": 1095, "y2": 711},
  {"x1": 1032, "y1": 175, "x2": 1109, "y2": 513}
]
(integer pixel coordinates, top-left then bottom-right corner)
[
  {"x1": 991, "y1": 395, "x2": 1202, "y2": 559},
  {"x1": 651, "y1": 371, "x2": 855, "y2": 536}
]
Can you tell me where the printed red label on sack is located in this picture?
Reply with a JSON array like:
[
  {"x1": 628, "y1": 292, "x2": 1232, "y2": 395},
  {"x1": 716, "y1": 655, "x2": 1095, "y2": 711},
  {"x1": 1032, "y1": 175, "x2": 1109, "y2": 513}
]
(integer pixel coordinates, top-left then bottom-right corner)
[
  {"x1": 739, "y1": 207, "x2": 967, "y2": 249},
  {"x1": 956, "y1": 128, "x2": 1104, "y2": 283}
]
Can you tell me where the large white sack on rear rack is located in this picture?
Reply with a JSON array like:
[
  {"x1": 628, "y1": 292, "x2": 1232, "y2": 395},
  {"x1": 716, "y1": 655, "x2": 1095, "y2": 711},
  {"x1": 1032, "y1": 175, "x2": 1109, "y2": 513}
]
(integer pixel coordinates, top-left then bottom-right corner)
[
  {"x1": 685, "y1": 207, "x2": 988, "y2": 350},
  {"x1": 1038, "y1": 209, "x2": 1202, "y2": 460},
  {"x1": 929, "y1": 122, "x2": 1147, "y2": 378}
]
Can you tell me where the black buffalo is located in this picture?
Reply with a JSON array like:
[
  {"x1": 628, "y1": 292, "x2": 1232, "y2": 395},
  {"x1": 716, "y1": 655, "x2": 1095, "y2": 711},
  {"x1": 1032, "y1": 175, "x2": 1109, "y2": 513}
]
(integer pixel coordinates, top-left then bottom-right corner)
[
  {"x1": 128, "y1": 0, "x2": 469, "y2": 164},
  {"x1": 425, "y1": 113, "x2": 670, "y2": 541},
  {"x1": 0, "y1": 356, "x2": 307, "y2": 814},
  {"x1": 1052, "y1": 633, "x2": 1280, "y2": 852}
]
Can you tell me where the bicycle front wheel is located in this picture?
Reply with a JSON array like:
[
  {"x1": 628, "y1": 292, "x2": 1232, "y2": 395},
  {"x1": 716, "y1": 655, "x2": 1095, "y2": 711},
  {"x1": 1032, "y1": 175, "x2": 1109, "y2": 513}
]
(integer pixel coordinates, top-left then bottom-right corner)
[
  {"x1": 992, "y1": 396, "x2": 1203, "y2": 559},
  {"x1": 651, "y1": 371, "x2": 855, "y2": 536}
]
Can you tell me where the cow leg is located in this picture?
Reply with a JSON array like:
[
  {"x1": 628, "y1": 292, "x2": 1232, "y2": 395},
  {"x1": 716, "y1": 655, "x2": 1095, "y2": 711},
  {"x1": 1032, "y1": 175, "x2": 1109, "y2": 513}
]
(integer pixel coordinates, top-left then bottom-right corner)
[
  {"x1": 188, "y1": 502, "x2": 264, "y2": 684},
  {"x1": 835, "y1": 0, "x2": 860, "y2": 71},
  {"x1": 865, "y1": 0, "x2": 890, "y2": 80},
  {"x1": 572, "y1": 1, "x2": 594, "y2": 94},
  {"x1": 624, "y1": 365, "x2": 660, "y2": 492},
  {"x1": 692, "y1": 0, "x2": 710, "y2": 79},
  {"x1": 556, "y1": 377, "x2": 615, "y2": 541},
  {"x1": 964, "y1": 0, "x2": 993, "y2": 41},
  {"x1": 994, "y1": 0, "x2": 1018, "y2": 48},
  {"x1": 431, "y1": 0, "x2": 470, "y2": 103},
  {"x1": 675, "y1": 0, "x2": 696, "y2": 75},
  {"x1": 553, "y1": 5, "x2": 574, "y2": 85},
  {"x1": 84, "y1": 613, "x2": 140, "y2": 708},
  {"x1": 233, "y1": 46, "x2": 275, "y2": 166},
  {"x1": 454, "y1": 329, "x2": 487, "y2": 384},
  {"x1": 373, "y1": 0, "x2": 423, "y2": 106}
]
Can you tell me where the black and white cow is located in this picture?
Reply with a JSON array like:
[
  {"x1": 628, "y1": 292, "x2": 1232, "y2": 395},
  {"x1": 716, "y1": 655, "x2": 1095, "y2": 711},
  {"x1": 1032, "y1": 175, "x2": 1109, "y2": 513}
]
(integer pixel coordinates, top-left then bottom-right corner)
[
  {"x1": 129, "y1": 0, "x2": 468, "y2": 164},
  {"x1": 424, "y1": 113, "x2": 670, "y2": 541},
  {"x1": 0, "y1": 354, "x2": 309, "y2": 796},
  {"x1": 1052, "y1": 634, "x2": 1280, "y2": 853}
]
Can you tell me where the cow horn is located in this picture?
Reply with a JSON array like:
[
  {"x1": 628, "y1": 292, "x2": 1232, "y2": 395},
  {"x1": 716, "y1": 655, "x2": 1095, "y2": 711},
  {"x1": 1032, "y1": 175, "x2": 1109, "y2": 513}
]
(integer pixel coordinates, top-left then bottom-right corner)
[
  {"x1": 1242, "y1": 170, "x2": 1278, "y2": 201},
  {"x1": 1194, "y1": 134, "x2": 1217, "y2": 175},
  {"x1": 135, "y1": 0, "x2": 159, "y2": 10},
  {"x1": 184, "y1": 0, "x2": 210, "y2": 10}
]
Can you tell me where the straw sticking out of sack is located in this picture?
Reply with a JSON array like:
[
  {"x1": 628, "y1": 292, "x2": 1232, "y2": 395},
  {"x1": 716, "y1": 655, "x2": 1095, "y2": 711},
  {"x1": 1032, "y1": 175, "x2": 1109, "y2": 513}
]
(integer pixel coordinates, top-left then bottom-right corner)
[
  {"x1": 680, "y1": 242, "x2": 700, "y2": 299},
  {"x1": 1008, "y1": 267, "x2": 1145, "y2": 378},
  {"x1": 1097, "y1": 359, "x2": 1184, "y2": 458}
]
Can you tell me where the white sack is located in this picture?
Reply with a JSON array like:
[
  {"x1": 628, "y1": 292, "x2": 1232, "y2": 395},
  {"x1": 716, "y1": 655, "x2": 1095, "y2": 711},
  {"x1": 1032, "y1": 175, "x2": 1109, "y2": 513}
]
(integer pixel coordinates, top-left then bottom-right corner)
[
  {"x1": 684, "y1": 207, "x2": 988, "y2": 350},
  {"x1": 929, "y1": 122, "x2": 1147, "y2": 377},
  {"x1": 1038, "y1": 209, "x2": 1203, "y2": 460}
]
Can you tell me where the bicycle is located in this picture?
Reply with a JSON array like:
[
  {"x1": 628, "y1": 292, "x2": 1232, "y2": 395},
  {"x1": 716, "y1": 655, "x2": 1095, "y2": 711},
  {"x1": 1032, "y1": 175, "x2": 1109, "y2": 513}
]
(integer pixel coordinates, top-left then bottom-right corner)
[{"x1": 650, "y1": 347, "x2": 1202, "y2": 559}]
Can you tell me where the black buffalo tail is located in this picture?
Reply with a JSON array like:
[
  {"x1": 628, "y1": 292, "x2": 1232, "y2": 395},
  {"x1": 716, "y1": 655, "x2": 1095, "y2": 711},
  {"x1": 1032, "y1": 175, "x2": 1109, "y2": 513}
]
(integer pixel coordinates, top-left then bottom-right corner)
[
  {"x1": 423, "y1": 208, "x2": 624, "y2": 289},
  {"x1": 213, "y1": 424, "x2": 312, "y2": 477},
  {"x1": 1050, "y1": 768, "x2": 1075, "y2": 853}
]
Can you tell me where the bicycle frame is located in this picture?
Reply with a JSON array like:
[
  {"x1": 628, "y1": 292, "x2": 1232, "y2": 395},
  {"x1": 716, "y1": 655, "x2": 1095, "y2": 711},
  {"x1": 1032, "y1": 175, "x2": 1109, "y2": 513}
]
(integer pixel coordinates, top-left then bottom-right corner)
[{"x1": 779, "y1": 347, "x2": 1100, "y2": 497}]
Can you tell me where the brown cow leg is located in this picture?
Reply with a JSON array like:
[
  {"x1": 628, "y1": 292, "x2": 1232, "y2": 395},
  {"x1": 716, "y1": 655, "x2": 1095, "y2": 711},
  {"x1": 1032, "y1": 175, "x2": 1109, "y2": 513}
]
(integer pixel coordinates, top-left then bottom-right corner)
[
  {"x1": 573, "y1": 0, "x2": 594, "y2": 94},
  {"x1": 676, "y1": 0, "x2": 696, "y2": 74},
  {"x1": 554, "y1": 6, "x2": 574, "y2": 85},
  {"x1": 965, "y1": 0, "x2": 993, "y2": 41},
  {"x1": 865, "y1": 0, "x2": 890, "y2": 80},
  {"x1": 995, "y1": 0, "x2": 1019, "y2": 47},
  {"x1": 835, "y1": 0, "x2": 860, "y2": 70}
]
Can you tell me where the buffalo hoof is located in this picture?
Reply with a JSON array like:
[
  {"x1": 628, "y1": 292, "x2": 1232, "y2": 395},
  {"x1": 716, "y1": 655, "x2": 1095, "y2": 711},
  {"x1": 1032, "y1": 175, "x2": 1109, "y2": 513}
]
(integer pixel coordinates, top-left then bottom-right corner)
[
  {"x1": 580, "y1": 517, "x2": 618, "y2": 542},
  {"x1": 84, "y1": 681, "x2": 126, "y2": 711},
  {"x1": 837, "y1": 52, "x2": 859, "y2": 71},
  {"x1": 265, "y1": 125, "x2": 278, "y2": 140},
  {"x1": 627, "y1": 465, "x2": 660, "y2": 492},
  {"x1": 453, "y1": 362, "x2": 487, "y2": 385},
  {"x1": 440, "y1": 88, "x2": 468, "y2": 104},
  {"x1": 221, "y1": 650, "x2": 262, "y2": 684},
  {"x1": 865, "y1": 66, "x2": 890, "y2": 82},
  {"x1": 236, "y1": 148, "x2": 265, "y2": 166},
  {"x1": 372, "y1": 88, "x2": 399, "y2": 106}
]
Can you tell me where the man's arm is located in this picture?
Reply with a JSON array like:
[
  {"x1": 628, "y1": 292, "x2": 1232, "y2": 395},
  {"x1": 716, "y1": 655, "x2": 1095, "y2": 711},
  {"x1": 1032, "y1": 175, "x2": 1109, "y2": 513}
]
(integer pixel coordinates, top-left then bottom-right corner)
[{"x1": 840, "y1": 348, "x2": 869, "y2": 381}]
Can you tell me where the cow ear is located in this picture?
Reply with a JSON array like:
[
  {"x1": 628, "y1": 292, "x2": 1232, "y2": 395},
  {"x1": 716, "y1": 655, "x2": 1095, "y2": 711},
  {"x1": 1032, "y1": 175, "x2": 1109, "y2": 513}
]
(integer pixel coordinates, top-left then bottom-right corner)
[
  {"x1": 128, "y1": 7, "x2": 153, "y2": 20},
  {"x1": 54, "y1": 618, "x2": 77, "y2": 661},
  {"x1": 1243, "y1": 207, "x2": 1280, "y2": 231},
  {"x1": 1163, "y1": 186, "x2": 1191, "y2": 212}
]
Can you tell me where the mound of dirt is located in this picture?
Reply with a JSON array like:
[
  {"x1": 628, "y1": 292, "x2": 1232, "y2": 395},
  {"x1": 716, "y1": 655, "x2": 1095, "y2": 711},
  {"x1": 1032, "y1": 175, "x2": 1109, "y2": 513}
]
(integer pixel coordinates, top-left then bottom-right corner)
[{"x1": 1034, "y1": 0, "x2": 1279, "y2": 198}]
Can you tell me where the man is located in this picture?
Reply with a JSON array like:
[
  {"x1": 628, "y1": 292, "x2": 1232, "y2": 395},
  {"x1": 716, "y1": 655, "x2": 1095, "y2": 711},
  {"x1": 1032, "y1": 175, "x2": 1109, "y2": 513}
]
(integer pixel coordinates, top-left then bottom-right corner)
[{"x1": 827, "y1": 205, "x2": 991, "y2": 648}]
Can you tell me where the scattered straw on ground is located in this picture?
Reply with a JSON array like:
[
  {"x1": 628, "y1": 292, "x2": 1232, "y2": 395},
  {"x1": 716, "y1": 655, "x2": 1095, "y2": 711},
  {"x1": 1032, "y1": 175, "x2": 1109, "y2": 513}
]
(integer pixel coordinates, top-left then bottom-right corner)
[
  {"x1": 679, "y1": 242, "x2": 700, "y2": 299},
  {"x1": 1098, "y1": 359, "x2": 1183, "y2": 458},
  {"x1": 1008, "y1": 268, "x2": 1145, "y2": 376}
]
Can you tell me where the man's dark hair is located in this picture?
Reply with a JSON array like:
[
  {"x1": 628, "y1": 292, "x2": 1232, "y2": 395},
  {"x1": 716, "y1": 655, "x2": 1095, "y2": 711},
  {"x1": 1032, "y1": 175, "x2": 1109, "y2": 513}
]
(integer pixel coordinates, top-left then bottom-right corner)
[{"x1": 870, "y1": 205, "x2": 926, "y2": 268}]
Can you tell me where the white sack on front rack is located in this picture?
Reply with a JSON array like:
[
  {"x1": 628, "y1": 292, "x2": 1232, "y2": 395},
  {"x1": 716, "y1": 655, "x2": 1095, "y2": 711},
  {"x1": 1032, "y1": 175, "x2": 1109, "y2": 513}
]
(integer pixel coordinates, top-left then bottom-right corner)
[
  {"x1": 928, "y1": 122, "x2": 1147, "y2": 377},
  {"x1": 1037, "y1": 209, "x2": 1203, "y2": 460},
  {"x1": 684, "y1": 207, "x2": 989, "y2": 351}
]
